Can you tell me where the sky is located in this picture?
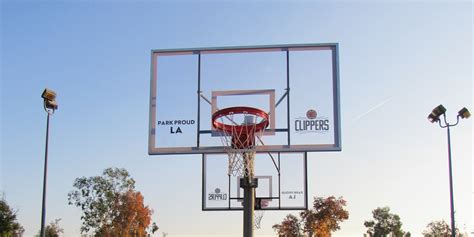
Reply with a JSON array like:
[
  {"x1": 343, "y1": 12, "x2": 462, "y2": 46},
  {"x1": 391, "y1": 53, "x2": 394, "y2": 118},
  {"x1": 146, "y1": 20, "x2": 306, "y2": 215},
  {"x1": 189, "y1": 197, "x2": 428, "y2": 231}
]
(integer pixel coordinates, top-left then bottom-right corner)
[{"x1": 1, "y1": 1, "x2": 473, "y2": 237}]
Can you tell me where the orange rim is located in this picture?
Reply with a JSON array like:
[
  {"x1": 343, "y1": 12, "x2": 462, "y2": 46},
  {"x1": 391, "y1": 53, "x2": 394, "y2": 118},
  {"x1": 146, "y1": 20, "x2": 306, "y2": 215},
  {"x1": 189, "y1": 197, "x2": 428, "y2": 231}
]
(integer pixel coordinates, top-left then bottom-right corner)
[{"x1": 212, "y1": 106, "x2": 269, "y2": 134}]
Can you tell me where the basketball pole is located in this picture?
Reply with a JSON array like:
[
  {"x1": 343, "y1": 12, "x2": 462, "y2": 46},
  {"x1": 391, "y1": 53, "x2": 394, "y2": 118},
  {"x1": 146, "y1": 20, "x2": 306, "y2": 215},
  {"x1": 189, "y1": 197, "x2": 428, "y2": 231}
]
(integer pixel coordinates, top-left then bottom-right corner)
[{"x1": 242, "y1": 152, "x2": 256, "y2": 237}]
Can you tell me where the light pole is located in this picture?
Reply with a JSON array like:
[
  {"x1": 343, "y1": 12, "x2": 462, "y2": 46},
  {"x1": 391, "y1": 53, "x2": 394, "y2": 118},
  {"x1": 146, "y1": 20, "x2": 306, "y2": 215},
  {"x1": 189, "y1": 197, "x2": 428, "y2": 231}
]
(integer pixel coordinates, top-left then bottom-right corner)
[
  {"x1": 428, "y1": 104, "x2": 470, "y2": 237},
  {"x1": 40, "y1": 88, "x2": 58, "y2": 237}
]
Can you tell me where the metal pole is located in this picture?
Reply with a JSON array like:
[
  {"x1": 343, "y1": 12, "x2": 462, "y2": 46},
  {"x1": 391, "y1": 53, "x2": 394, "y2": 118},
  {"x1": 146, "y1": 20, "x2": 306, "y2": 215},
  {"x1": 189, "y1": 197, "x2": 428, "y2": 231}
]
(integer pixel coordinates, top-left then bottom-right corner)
[
  {"x1": 446, "y1": 125, "x2": 456, "y2": 237},
  {"x1": 243, "y1": 177, "x2": 255, "y2": 237},
  {"x1": 40, "y1": 112, "x2": 50, "y2": 237},
  {"x1": 242, "y1": 153, "x2": 256, "y2": 237}
]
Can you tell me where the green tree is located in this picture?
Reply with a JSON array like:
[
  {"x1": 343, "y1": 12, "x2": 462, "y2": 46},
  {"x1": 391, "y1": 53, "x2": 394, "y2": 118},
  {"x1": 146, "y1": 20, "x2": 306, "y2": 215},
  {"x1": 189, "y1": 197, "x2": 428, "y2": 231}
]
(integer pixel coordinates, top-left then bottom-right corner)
[
  {"x1": 364, "y1": 206, "x2": 404, "y2": 237},
  {"x1": 45, "y1": 218, "x2": 64, "y2": 237},
  {"x1": 422, "y1": 220, "x2": 464, "y2": 237},
  {"x1": 272, "y1": 214, "x2": 302, "y2": 237},
  {"x1": 67, "y1": 167, "x2": 156, "y2": 237},
  {"x1": 35, "y1": 219, "x2": 64, "y2": 237},
  {"x1": 300, "y1": 196, "x2": 349, "y2": 237},
  {"x1": 0, "y1": 198, "x2": 24, "y2": 237}
]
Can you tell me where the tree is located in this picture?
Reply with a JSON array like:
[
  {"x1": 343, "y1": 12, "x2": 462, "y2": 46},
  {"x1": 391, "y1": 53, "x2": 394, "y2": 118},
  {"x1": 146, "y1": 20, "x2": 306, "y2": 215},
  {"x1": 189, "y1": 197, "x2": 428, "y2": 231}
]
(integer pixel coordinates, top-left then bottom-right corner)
[
  {"x1": 111, "y1": 190, "x2": 153, "y2": 236},
  {"x1": 422, "y1": 220, "x2": 464, "y2": 237},
  {"x1": 272, "y1": 214, "x2": 302, "y2": 237},
  {"x1": 300, "y1": 196, "x2": 349, "y2": 237},
  {"x1": 67, "y1": 167, "x2": 156, "y2": 237},
  {"x1": 45, "y1": 218, "x2": 64, "y2": 237},
  {"x1": 364, "y1": 206, "x2": 404, "y2": 237},
  {"x1": 0, "y1": 198, "x2": 25, "y2": 237},
  {"x1": 36, "y1": 219, "x2": 64, "y2": 237}
]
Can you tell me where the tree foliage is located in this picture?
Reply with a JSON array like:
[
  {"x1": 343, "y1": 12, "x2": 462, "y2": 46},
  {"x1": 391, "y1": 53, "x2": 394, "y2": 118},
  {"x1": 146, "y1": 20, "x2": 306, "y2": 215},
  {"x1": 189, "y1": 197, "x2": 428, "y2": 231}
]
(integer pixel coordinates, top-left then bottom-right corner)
[
  {"x1": 0, "y1": 198, "x2": 24, "y2": 237},
  {"x1": 67, "y1": 167, "x2": 156, "y2": 237},
  {"x1": 422, "y1": 220, "x2": 464, "y2": 237},
  {"x1": 46, "y1": 218, "x2": 64, "y2": 237},
  {"x1": 36, "y1": 218, "x2": 64, "y2": 237},
  {"x1": 109, "y1": 190, "x2": 153, "y2": 236},
  {"x1": 300, "y1": 196, "x2": 349, "y2": 237},
  {"x1": 364, "y1": 206, "x2": 404, "y2": 237},
  {"x1": 272, "y1": 214, "x2": 302, "y2": 237}
]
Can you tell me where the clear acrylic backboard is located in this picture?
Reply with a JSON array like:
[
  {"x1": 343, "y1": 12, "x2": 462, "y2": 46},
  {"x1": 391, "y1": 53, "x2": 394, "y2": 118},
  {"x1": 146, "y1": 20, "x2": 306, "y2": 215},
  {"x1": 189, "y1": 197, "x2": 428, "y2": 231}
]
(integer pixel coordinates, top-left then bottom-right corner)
[{"x1": 149, "y1": 43, "x2": 341, "y2": 155}]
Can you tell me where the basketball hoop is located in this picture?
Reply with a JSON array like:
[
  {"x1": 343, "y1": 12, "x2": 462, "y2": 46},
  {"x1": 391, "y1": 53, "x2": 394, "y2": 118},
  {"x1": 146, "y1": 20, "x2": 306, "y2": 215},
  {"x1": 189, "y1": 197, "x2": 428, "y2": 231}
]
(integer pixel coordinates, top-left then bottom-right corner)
[{"x1": 212, "y1": 106, "x2": 269, "y2": 177}]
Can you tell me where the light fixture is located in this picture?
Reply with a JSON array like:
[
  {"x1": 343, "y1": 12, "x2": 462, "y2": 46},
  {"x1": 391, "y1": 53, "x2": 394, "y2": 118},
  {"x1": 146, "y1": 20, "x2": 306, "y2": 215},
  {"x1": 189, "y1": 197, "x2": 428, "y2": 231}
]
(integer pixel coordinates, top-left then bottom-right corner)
[
  {"x1": 427, "y1": 113, "x2": 439, "y2": 123},
  {"x1": 427, "y1": 104, "x2": 446, "y2": 123},
  {"x1": 41, "y1": 88, "x2": 56, "y2": 101},
  {"x1": 432, "y1": 104, "x2": 446, "y2": 116},
  {"x1": 41, "y1": 88, "x2": 58, "y2": 111},
  {"x1": 45, "y1": 100, "x2": 58, "y2": 110},
  {"x1": 458, "y1": 107, "x2": 470, "y2": 119}
]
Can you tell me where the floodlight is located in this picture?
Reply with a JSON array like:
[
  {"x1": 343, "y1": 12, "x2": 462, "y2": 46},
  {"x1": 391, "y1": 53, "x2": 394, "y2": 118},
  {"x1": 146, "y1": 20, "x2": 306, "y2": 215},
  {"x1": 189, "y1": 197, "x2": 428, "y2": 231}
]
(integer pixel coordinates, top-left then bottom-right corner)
[
  {"x1": 41, "y1": 88, "x2": 56, "y2": 101},
  {"x1": 458, "y1": 107, "x2": 470, "y2": 119},
  {"x1": 427, "y1": 104, "x2": 446, "y2": 123},
  {"x1": 42, "y1": 88, "x2": 58, "y2": 111},
  {"x1": 431, "y1": 104, "x2": 446, "y2": 117},
  {"x1": 427, "y1": 113, "x2": 439, "y2": 123},
  {"x1": 45, "y1": 100, "x2": 58, "y2": 110}
]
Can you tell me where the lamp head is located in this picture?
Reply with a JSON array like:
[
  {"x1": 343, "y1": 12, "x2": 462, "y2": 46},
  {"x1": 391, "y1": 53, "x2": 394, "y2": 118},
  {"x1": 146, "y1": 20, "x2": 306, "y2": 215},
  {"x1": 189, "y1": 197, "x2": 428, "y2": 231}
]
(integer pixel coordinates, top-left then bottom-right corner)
[
  {"x1": 427, "y1": 104, "x2": 446, "y2": 123},
  {"x1": 41, "y1": 88, "x2": 57, "y2": 101},
  {"x1": 45, "y1": 99, "x2": 58, "y2": 110},
  {"x1": 427, "y1": 113, "x2": 439, "y2": 123},
  {"x1": 458, "y1": 107, "x2": 470, "y2": 119},
  {"x1": 42, "y1": 88, "x2": 58, "y2": 111},
  {"x1": 431, "y1": 104, "x2": 446, "y2": 117}
]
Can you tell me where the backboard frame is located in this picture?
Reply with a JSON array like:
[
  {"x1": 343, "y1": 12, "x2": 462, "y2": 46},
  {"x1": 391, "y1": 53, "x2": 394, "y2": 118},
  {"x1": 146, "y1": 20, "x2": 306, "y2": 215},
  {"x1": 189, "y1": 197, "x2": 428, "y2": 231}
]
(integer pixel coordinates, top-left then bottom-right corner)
[{"x1": 149, "y1": 43, "x2": 341, "y2": 155}]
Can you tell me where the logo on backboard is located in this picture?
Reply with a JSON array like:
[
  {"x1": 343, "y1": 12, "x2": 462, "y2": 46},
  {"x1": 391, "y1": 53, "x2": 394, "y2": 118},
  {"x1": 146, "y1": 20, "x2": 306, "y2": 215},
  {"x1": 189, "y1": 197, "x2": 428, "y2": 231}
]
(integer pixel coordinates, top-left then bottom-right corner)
[
  {"x1": 282, "y1": 190, "x2": 304, "y2": 200},
  {"x1": 208, "y1": 188, "x2": 228, "y2": 201},
  {"x1": 157, "y1": 119, "x2": 195, "y2": 134},
  {"x1": 294, "y1": 109, "x2": 330, "y2": 134},
  {"x1": 306, "y1": 109, "x2": 317, "y2": 119}
]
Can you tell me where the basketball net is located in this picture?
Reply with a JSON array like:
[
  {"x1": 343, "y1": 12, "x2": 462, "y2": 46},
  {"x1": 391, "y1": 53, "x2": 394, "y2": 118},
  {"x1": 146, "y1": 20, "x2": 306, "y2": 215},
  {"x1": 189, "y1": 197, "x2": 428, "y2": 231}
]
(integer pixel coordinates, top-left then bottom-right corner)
[
  {"x1": 254, "y1": 210, "x2": 264, "y2": 229},
  {"x1": 215, "y1": 114, "x2": 265, "y2": 178},
  {"x1": 213, "y1": 108, "x2": 269, "y2": 229}
]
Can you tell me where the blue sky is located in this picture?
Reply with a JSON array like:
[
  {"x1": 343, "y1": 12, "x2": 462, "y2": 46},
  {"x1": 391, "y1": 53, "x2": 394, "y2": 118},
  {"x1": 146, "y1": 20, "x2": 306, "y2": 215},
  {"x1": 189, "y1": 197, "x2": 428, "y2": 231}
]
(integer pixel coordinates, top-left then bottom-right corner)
[{"x1": 1, "y1": 1, "x2": 472, "y2": 236}]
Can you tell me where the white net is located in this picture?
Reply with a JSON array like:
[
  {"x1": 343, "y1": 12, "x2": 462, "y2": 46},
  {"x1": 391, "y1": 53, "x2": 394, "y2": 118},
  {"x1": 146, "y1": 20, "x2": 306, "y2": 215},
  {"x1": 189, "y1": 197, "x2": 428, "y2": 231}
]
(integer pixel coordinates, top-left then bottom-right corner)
[
  {"x1": 214, "y1": 112, "x2": 266, "y2": 178},
  {"x1": 254, "y1": 210, "x2": 265, "y2": 229},
  {"x1": 213, "y1": 107, "x2": 269, "y2": 230}
]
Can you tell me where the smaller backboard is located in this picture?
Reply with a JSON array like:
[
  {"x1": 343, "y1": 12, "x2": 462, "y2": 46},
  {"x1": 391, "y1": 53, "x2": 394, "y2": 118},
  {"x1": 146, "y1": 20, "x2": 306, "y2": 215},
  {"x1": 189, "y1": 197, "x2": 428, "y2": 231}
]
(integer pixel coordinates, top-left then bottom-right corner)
[{"x1": 202, "y1": 152, "x2": 308, "y2": 211}]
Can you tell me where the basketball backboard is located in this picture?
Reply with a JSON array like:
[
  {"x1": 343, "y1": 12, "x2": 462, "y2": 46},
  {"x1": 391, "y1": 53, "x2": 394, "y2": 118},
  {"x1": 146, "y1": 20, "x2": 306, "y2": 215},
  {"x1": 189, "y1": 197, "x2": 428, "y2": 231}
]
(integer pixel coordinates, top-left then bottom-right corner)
[
  {"x1": 202, "y1": 152, "x2": 307, "y2": 211},
  {"x1": 149, "y1": 43, "x2": 341, "y2": 155}
]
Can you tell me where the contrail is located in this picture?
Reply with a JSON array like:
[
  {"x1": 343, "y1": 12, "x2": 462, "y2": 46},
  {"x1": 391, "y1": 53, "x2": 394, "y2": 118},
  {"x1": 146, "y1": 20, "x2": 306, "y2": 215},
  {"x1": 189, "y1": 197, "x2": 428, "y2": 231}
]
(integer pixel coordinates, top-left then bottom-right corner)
[{"x1": 352, "y1": 96, "x2": 393, "y2": 122}]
